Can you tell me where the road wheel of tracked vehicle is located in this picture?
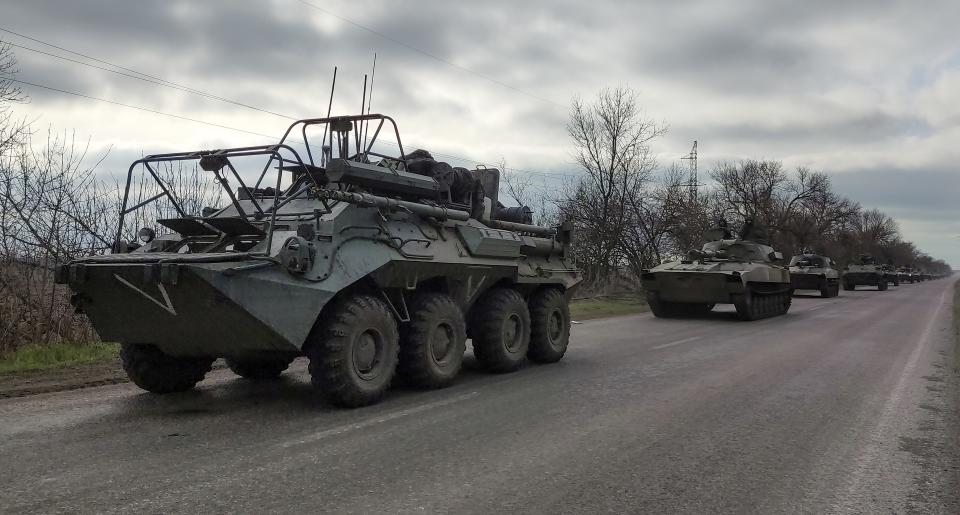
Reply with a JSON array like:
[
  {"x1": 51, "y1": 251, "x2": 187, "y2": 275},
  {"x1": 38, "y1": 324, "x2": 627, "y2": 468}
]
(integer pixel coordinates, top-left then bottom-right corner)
[
  {"x1": 120, "y1": 344, "x2": 214, "y2": 394},
  {"x1": 470, "y1": 288, "x2": 531, "y2": 372},
  {"x1": 398, "y1": 292, "x2": 466, "y2": 389},
  {"x1": 830, "y1": 282, "x2": 841, "y2": 297},
  {"x1": 225, "y1": 356, "x2": 295, "y2": 380},
  {"x1": 307, "y1": 294, "x2": 399, "y2": 407},
  {"x1": 819, "y1": 280, "x2": 832, "y2": 298},
  {"x1": 646, "y1": 291, "x2": 674, "y2": 318},
  {"x1": 528, "y1": 288, "x2": 571, "y2": 364}
]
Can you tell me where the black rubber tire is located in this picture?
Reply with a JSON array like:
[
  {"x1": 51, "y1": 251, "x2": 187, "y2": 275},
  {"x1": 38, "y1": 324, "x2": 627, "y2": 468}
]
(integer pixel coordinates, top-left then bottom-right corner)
[
  {"x1": 470, "y1": 288, "x2": 531, "y2": 372},
  {"x1": 398, "y1": 292, "x2": 467, "y2": 389},
  {"x1": 878, "y1": 280, "x2": 888, "y2": 291},
  {"x1": 831, "y1": 283, "x2": 841, "y2": 297},
  {"x1": 527, "y1": 289, "x2": 571, "y2": 364},
  {"x1": 225, "y1": 356, "x2": 295, "y2": 380},
  {"x1": 893, "y1": 278, "x2": 900, "y2": 286},
  {"x1": 307, "y1": 294, "x2": 399, "y2": 408},
  {"x1": 120, "y1": 344, "x2": 213, "y2": 394}
]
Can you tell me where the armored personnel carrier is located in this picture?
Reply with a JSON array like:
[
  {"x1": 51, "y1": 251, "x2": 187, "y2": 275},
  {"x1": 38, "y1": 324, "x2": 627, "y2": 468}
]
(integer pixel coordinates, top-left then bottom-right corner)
[
  {"x1": 842, "y1": 255, "x2": 886, "y2": 291},
  {"x1": 788, "y1": 253, "x2": 840, "y2": 297},
  {"x1": 56, "y1": 114, "x2": 580, "y2": 407},
  {"x1": 641, "y1": 220, "x2": 792, "y2": 321}
]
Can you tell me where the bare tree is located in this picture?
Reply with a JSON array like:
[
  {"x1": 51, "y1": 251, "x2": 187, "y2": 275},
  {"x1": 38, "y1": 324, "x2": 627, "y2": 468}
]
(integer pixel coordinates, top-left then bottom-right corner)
[{"x1": 561, "y1": 86, "x2": 666, "y2": 285}]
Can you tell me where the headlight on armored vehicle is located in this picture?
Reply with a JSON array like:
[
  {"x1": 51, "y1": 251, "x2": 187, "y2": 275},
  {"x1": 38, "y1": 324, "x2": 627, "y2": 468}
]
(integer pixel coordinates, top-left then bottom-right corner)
[{"x1": 138, "y1": 227, "x2": 156, "y2": 243}]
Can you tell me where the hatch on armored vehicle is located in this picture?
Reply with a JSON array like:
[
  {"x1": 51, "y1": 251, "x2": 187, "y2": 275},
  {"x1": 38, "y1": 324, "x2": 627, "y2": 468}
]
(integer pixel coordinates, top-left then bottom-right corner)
[
  {"x1": 788, "y1": 254, "x2": 840, "y2": 298},
  {"x1": 640, "y1": 220, "x2": 793, "y2": 321},
  {"x1": 56, "y1": 113, "x2": 581, "y2": 407}
]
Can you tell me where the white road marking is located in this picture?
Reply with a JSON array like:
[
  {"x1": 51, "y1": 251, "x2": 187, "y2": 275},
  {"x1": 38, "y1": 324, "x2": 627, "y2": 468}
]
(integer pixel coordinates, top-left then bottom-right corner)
[
  {"x1": 651, "y1": 336, "x2": 703, "y2": 350},
  {"x1": 279, "y1": 391, "x2": 480, "y2": 448},
  {"x1": 832, "y1": 287, "x2": 950, "y2": 511}
]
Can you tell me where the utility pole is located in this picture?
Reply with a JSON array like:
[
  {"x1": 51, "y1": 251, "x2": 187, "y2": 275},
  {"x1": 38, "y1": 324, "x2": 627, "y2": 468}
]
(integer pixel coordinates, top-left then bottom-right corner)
[{"x1": 680, "y1": 140, "x2": 698, "y2": 202}]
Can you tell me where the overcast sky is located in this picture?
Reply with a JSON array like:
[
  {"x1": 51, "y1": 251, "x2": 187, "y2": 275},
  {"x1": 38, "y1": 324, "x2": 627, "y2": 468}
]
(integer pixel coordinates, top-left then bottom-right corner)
[{"x1": 3, "y1": 0, "x2": 958, "y2": 266}]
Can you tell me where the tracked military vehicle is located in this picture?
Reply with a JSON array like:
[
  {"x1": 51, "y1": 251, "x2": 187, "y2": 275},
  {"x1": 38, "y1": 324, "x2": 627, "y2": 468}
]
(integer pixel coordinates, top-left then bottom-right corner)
[
  {"x1": 641, "y1": 220, "x2": 792, "y2": 321},
  {"x1": 788, "y1": 254, "x2": 840, "y2": 297},
  {"x1": 56, "y1": 114, "x2": 580, "y2": 407},
  {"x1": 842, "y1": 255, "x2": 886, "y2": 291},
  {"x1": 880, "y1": 264, "x2": 900, "y2": 286},
  {"x1": 898, "y1": 267, "x2": 913, "y2": 284}
]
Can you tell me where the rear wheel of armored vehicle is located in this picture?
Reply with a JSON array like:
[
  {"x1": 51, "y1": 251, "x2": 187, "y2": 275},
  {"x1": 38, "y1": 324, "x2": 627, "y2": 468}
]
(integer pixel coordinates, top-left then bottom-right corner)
[
  {"x1": 843, "y1": 281, "x2": 855, "y2": 291},
  {"x1": 120, "y1": 344, "x2": 214, "y2": 394},
  {"x1": 527, "y1": 288, "x2": 571, "y2": 364},
  {"x1": 470, "y1": 288, "x2": 530, "y2": 372},
  {"x1": 225, "y1": 356, "x2": 295, "y2": 380},
  {"x1": 893, "y1": 277, "x2": 900, "y2": 286},
  {"x1": 398, "y1": 292, "x2": 466, "y2": 389},
  {"x1": 307, "y1": 294, "x2": 399, "y2": 408},
  {"x1": 878, "y1": 280, "x2": 888, "y2": 291}
]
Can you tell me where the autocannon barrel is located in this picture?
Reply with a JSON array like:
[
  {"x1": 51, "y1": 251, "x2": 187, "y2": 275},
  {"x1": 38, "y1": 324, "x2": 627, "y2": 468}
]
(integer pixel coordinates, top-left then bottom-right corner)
[{"x1": 319, "y1": 189, "x2": 471, "y2": 221}]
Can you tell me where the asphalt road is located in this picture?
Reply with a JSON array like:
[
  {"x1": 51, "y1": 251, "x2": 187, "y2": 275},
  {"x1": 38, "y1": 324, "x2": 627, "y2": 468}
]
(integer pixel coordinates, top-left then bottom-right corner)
[{"x1": 2, "y1": 278, "x2": 958, "y2": 514}]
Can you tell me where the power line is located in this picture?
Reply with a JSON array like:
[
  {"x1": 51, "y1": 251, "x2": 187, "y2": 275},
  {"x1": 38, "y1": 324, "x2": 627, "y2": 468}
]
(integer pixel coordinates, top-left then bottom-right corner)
[
  {"x1": 1, "y1": 28, "x2": 578, "y2": 178},
  {"x1": 294, "y1": 0, "x2": 567, "y2": 109},
  {"x1": 6, "y1": 78, "x2": 278, "y2": 140}
]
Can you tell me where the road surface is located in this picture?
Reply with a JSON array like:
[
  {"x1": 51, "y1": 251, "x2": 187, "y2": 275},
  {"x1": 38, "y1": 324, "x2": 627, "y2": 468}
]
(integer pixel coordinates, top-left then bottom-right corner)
[{"x1": 2, "y1": 278, "x2": 958, "y2": 514}]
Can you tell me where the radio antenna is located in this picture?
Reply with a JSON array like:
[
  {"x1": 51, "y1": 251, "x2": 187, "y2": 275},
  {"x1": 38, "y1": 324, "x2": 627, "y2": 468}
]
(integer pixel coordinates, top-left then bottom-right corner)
[
  {"x1": 358, "y1": 74, "x2": 368, "y2": 158},
  {"x1": 320, "y1": 66, "x2": 337, "y2": 165},
  {"x1": 363, "y1": 53, "x2": 377, "y2": 153}
]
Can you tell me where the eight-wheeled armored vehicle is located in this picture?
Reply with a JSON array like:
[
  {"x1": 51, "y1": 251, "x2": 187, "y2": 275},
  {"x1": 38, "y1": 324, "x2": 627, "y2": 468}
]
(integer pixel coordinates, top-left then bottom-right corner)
[
  {"x1": 56, "y1": 114, "x2": 581, "y2": 407},
  {"x1": 842, "y1": 255, "x2": 887, "y2": 291},
  {"x1": 788, "y1": 254, "x2": 840, "y2": 297},
  {"x1": 641, "y1": 221, "x2": 792, "y2": 321}
]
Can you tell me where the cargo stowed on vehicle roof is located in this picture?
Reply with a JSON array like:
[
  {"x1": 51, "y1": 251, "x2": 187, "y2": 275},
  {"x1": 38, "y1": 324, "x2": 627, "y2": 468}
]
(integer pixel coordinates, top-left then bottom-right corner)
[
  {"x1": 55, "y1": 113, "x2": 581, "y2": 407},
  {"x1": 640, "y1": 219, "x2": 793, "y2": 321}
]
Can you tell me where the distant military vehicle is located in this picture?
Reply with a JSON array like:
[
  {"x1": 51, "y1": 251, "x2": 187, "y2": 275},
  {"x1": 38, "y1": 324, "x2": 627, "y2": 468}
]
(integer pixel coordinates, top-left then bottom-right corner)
[
  {"x1": 897, "y1": 267, "x2": 914, "y2": 284},
  {"x1": 641, "y1": 220, "x2": 792, "y2": 321},
  {"x1": 880, "y1": 264, "x2": 900, "y2": 286},
  {"x1": 788, "y1": 254, "x2": 840, "y2": 297},
  {"x1": 842, "y1": 255, "x2": 887, "y2": 291},
  {"x1": 56, "y1": 114, "x2": 581, "y2": 407}
]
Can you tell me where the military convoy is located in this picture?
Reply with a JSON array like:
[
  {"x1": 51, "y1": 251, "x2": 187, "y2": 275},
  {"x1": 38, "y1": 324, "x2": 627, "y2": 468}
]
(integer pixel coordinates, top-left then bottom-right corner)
[
  {"x1": 53, "y1": 108, "x2": 944, "y2": 409},
  {"x1": 641, "y1": 221, "x2": 793, "y2": 321},
  {"x1": 788, "y1": 254, "x2": 841, "y2": 297},
  {"x1": 56, "y1": 114, "x2": 580, "y2": 407}
]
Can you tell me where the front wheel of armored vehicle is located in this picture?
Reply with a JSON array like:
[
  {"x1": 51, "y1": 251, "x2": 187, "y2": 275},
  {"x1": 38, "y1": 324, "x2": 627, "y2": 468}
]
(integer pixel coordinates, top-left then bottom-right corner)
[
  {"x1": 307, "y1": 294, "x2": 399, "y2": 408},
  {"x1": 527, "y1": 288, "x2": 571, "y2": 364},
  {"x1": 225, "y1": 356, "x2": 295, "y2": 380},
  {"x1": 120, "y1": 344, "x2": 214, "y2": 394},
  {"x1": 470, "y1": 288, "x2": 531, "y2": 372},
  {"x1": 398, "y1": 292, "x2": 467, "y2": 389}
]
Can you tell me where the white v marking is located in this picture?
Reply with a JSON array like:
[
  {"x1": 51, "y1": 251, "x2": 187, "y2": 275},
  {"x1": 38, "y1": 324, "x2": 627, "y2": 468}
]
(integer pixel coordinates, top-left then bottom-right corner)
[{"x1": 113, "y1": 274, "x2": 178, "y2": 316}]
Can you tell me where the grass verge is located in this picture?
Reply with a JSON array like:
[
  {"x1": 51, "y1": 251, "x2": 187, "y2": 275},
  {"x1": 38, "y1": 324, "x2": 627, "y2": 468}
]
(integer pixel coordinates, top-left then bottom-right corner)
[
  {"x1": 569, "y1": 296, "x2": 648, "y2": 321},
  {"x1": 0, "y1": 342, "x2": 120, "y2": 375}
]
